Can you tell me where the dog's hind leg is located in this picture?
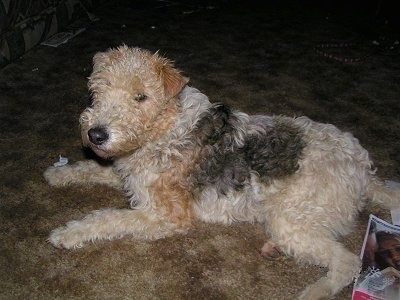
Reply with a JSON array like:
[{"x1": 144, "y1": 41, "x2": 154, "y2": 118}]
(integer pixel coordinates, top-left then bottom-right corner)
[
  {"x1": 268, "y1": 218, "x2": 360, "y2": 300},
  {"x1": 281, "y1": 232, "x2": 360, "y2": 300},
  {"x1": 44, "y1": 160, "x2": 122, "y2": 189},
  {"x1": 297, "y1": 240, "x2": 360, "y2": 300},
  {"x1": 48, "y1": 208, "x2": 185, "y2": 249}
]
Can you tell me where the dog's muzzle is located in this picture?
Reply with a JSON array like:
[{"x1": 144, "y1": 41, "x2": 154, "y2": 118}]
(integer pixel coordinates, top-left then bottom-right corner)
[{"x1": 88, "y1": 126, "x2": 109, "y2": 145}]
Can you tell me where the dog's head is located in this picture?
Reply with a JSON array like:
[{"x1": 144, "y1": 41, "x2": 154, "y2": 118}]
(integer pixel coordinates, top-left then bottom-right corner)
[{"x1": 80, "y1": 46, "x2": 189, "y2": 159}]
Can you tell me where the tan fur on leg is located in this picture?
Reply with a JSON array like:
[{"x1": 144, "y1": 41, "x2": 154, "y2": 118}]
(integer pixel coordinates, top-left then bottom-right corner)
[
  {"x1": 48, "y1": 209, "x2": 185, "y2": 249},
  {"x1": 44, "y1": 160, "x2": 122, "y2": 189}
]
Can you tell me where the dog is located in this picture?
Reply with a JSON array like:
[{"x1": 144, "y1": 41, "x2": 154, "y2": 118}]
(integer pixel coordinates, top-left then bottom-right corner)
[{"x1": 44, "y1": 46, "x2": 400, "y2": 299}]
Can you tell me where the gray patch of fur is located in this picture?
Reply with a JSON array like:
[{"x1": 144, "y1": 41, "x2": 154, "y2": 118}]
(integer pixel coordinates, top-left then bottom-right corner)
[
  {"x1": 192, "y1": 105, "x2": 305, "y2": 194},
  {"x1": 244, "y1": 116, "x2": 305, "y2": 182},
  {"x1": 192, "y1": 104, "x2": 250, "y2": 195}
]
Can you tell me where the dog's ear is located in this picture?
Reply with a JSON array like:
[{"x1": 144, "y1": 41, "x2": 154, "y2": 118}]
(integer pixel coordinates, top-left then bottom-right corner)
[
  {"x1": 155, "y1": 56, "x2": 189, "y2": 99},
  {"x1": 92, "y1": 52, "x2": 109, "y2": 71},
  {"x1": 90, "y1": 46, "x2": 129, "y2": 90},
  {"x1": 92, "y1": 46, "x2": 128, "y2": 71},
  {"x1": 162, "y1": 66, "x2": 189, "y2": 99}
]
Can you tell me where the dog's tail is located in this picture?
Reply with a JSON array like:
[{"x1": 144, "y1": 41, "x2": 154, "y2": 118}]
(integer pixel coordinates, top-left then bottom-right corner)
[{"x1": 367, "y1": 178, "x2": 400, "y2": 209}]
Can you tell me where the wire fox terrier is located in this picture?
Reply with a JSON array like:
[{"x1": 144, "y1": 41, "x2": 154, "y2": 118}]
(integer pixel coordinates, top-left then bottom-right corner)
[{"x1": 44, "y1": 46, "x2": 400, "y2": 299}]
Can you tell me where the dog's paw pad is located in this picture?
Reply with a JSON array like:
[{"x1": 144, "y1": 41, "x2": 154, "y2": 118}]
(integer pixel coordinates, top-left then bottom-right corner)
[{"x1": 260, "y1": 240, "x2": 282, "y2": 259}]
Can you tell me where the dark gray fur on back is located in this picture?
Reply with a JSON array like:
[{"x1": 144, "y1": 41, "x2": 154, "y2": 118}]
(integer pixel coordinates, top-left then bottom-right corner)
[
  {"x1": 244, "y1": 117, "x2": 305, "y2": 181},
  {"x1": 192, "y1": 104, "x2": 305, "y2": 195}
]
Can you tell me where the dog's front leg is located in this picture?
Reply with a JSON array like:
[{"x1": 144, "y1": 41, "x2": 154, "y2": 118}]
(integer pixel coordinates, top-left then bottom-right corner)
[
  {"x1": 48, "y1": 208, "x2": 184, "y2": 249},
  {"x1": 44, "y1": 160, "x2": 122, "y2": 189}
]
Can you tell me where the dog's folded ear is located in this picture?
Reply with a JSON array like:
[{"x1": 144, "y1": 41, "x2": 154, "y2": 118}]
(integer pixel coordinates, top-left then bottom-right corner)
[
  {"x1": 92, "y1": 48, "x2": 122, "y2": 72},
  {"x1": 90, "y1": 47, "x2": 126, "y2": 89},
  {"x1": 92, "y1": 52, "x2": 109, "y2": 71},
  {"x1": 92, "y1": 45, "x2": 133, "y2": 74},
  {"x1": 163, "y1": 68, "x2": 189, "y2": 99},
  {"x1": 156, "y1": 58, "x2": 189, "y2": 99},
  {"x1": 89, "y1": 51, "x2": 115, "y2": 89}
]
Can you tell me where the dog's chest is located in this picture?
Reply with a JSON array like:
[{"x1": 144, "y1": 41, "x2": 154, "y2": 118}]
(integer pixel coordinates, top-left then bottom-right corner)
[{"x1": 115, "y1": 150, "x2": 163, "y2": 207}]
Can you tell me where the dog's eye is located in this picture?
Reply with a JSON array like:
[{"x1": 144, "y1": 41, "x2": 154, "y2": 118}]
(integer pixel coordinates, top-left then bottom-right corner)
[{"x1": 134, "y1": 93, "x2": 147, "y2": 102}]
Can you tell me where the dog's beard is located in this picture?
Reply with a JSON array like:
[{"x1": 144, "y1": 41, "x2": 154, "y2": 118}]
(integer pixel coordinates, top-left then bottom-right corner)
[
  {"x1": 90, "y1": 146, "x2": 113, "y2": 159},
  {"x1": 83, "y1": 137, "x2": 140, "y2": 159}
]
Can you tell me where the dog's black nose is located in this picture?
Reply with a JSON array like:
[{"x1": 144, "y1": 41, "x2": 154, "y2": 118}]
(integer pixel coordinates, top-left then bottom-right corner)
[{"x1": 88, "y1": 127, "x2": 109, "y2": 145}]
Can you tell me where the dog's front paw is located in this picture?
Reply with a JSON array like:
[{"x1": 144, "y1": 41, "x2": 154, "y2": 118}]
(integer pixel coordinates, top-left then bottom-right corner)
[
  {"x1": 48, "y1": 225, "x2": 85, "y2": 249},
  {"x1": 43, "y1": 166, "x2": 72, "y2": 186}
]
